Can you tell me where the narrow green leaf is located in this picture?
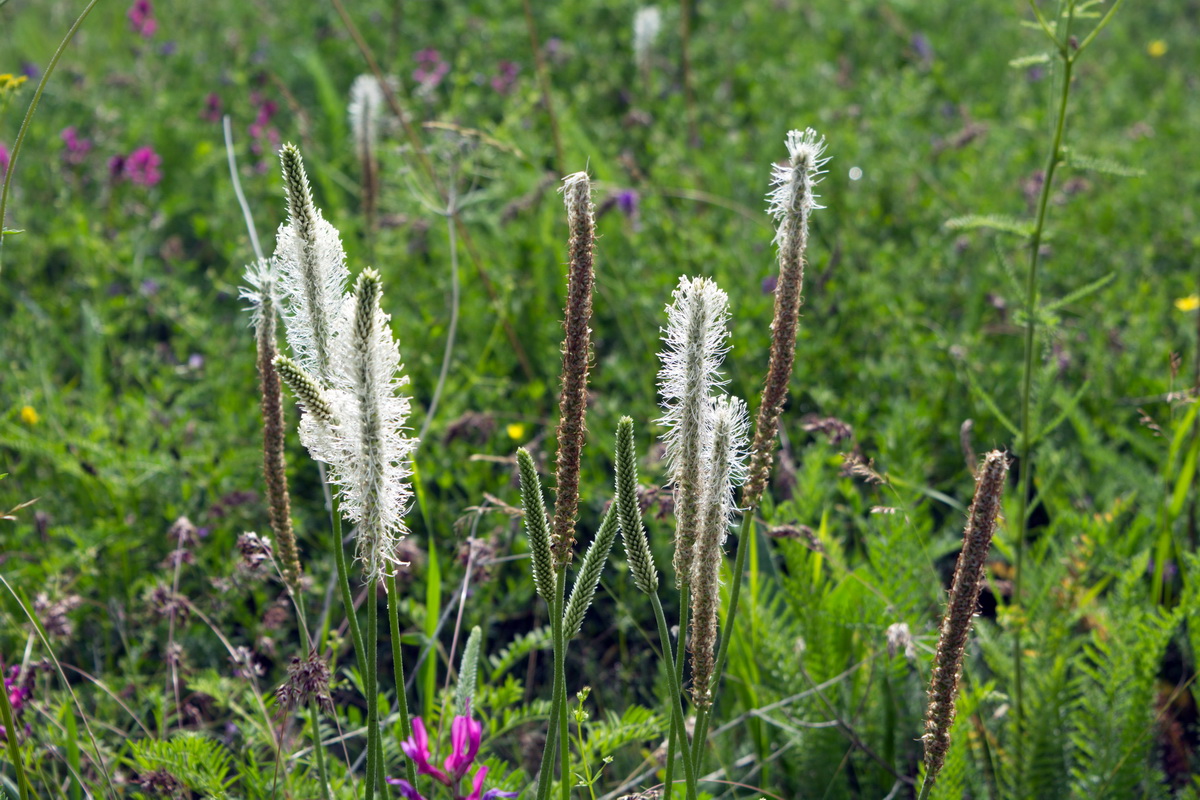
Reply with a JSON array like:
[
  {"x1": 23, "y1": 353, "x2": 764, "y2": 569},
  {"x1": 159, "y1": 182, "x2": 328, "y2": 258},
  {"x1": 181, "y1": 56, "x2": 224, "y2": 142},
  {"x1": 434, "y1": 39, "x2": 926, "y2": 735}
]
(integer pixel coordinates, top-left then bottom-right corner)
[
  {"x1": 945, "y1": 214, "x2": 1035, "y2": 237},
  {"x1": 1040, "y1": 272, "x2": 1116, "y2": 315}
]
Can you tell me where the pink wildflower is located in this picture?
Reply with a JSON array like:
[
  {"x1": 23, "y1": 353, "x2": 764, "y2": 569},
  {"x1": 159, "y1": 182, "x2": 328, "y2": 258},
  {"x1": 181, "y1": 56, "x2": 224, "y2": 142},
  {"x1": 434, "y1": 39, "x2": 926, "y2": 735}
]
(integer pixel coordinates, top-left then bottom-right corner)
[
  {"x1": 202, "y1": 93, "x2": 222, "y2": 122},
  {"x1": 389, "y1": 711, "x2": 517, "y2": 800},
  {"x1": 127, "y1": 0, "x2": 157, "y2": 38},
  {"x1": 490, "y1": 61, "x2": 519, "y2": 95},
  {"x1": 60, "y1": 127, "x2": 93, "y2": 166},
  {"x1": 0, "y1": 142, "x2": 9, "y2": 179},
  {"x1": 413, "y1": 49, "x2": 449, "y2": 89}
]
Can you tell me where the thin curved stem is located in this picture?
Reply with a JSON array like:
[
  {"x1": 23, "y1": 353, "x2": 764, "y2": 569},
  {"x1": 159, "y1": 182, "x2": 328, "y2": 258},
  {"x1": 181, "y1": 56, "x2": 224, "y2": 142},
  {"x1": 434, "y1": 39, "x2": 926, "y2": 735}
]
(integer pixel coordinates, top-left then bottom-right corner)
[
  {"x1": 417, "y1": 200, "x2": 461, "y2": 445},
  {"x1": 387, "y1": 574, "x2": 418, "y2": 789},
  {"x1": 1013, "y1": 13, "x2": 1075, "y2": 787},
  {"x1": 650, "y1": 594, "x2": 697, "y2": 800},
  {"x1": 691, "y1": 511, "x2": 755, "y2": 770},
  {"x1": 0, "y1": 0, "x2": 104, "y2": 275},
  {"x1": 366, "y1": 576, "x2": 379, "y2": 800}
]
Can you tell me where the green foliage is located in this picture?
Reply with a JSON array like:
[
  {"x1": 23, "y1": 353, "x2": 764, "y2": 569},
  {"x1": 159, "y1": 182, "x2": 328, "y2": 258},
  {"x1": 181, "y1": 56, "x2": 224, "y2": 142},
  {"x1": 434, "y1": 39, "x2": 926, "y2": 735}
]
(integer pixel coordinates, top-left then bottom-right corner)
[{"x1": 127, "y1": 733, "x2": 236, "y2": 798}]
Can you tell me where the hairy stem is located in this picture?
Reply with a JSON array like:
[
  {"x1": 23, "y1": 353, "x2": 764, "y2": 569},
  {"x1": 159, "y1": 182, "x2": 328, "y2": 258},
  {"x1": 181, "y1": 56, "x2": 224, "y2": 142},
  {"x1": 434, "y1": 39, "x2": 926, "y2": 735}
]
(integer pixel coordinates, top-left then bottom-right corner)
[
  {"x1": 651, "y1": 594, "x2": 697, "y2": 800},
  {"x1": 387, "y1": 574, "x2": 419, "y2": 789}
]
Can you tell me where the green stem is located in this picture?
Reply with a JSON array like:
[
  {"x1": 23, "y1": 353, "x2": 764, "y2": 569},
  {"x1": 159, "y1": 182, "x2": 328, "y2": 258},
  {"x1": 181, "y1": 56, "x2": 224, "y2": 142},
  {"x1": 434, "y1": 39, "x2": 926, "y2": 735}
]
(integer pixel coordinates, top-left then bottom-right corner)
[
  {"x1": 916, "y1": 777, "x2": 934, "y2": 800},
  {"x1": 0, "y1": 659, "x2": 31, "y2": 800},
  {"x1": 386, "y1": 575, "x2": 418, "y2": 789},
  {"x1": 0, "y1": 0, "x2": 104, "y2": 276},
  {"x1": 691, "y1": 510, "x2": 755, "y2": 771},
  {"x1": 308, "y1": 698, "x2": 332, "y2": 800},
  {"x1": 535, "y1": 572, "x2": 567, "y2": 800},
  {"x1": 650, "y1": 594, "x2": 697, "y2": 800},
  {"x1": 1013, "y1": 12, "x2": 1075, "y2": 788},
  {"x1": 665, "y1": 581, "x2": 690, "y2": 799},
  {"x1": 555, "y1": 571, "x2": 571, "y2": 800},
  {"x1": 295, "y1": 595, "x2": 332, "y2": 800},
  {"x1": 330, "y1": 496, "x2": 366, "y2": 664},
  {"x1": 366, "y1": 576, "x2": 379, "y2": 800}
]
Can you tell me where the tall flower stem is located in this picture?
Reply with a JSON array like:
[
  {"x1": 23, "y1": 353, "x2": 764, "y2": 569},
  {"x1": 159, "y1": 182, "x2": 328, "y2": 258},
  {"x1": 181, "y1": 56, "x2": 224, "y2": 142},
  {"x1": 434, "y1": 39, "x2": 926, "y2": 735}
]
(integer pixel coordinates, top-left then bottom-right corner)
[
  {"x1": 651, "y1": 594, "x2": 697, "y2": 800},
  {"x1": 329, "y1": 495, "x2": 366, "y2": 666},
  {"x1": 386, "y1": 575, "x2": 419, "y2": 789},
  {"x1": 555, "y1": 570, "x2": 571, "y2": 800},
  {"x1": 689, "y1": 509, "x2": 752, "y2": 770},
  {"x1": 0, "y1": 0, "x2": 102, "y2": 275},
  {"x1": 365, "y1": 576, "x2": 380, "y2": 800},
  {"x1": 1013, "y1": 5, "x2": 1076, "y2": 786},
  {"x1": 664, "y1": 583, "x2": 690, "y2": 798}
]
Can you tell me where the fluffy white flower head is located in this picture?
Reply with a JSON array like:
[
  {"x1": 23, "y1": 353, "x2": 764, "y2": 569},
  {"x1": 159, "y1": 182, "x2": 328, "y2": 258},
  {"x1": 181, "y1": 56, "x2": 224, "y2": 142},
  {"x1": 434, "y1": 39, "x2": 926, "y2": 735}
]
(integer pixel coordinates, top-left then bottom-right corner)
[
  {"x1": 240, "y1": 257, "x2": 280, "y2": 333},
  {"x1": 633, "y1": 6, "x2": 662, "y2": 65},
  {"x1": 349, "y1": 75, "x2": 387, "y2": 158},
  {"x1": 657, "y1": 275, "x2": 732, "y2": 486},
  {"x1": 766, "y1": 128, "x2": 829, "y2": 242},
  {"x1": 274, "y1": 145, "x2": 351, "y2": 384},
  {"x1": 703, "y1": 394, "x2": 750, "y2": 545},
  {"x1": 299, "y1": 269, "x2": 416, "y2": 584}
]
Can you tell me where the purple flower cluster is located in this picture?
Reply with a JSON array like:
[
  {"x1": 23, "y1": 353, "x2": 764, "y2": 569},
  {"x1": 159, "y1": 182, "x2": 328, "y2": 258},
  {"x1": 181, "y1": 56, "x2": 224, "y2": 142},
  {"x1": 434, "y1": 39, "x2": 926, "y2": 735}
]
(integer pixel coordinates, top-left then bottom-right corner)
[
  {"x1": 388, "y1": 712, "x2": 516, "y2": 800},
  {"x1": 413, "y1": 49, "x2": 450, "y2": 90},
  {"x1": 61, "y1": 126, "x2": 93, "y2": 166},
  {"x1": 1, "y1": 666, "x2": 31, "y2": 741},
  {"x1": 248, "y1": 92, "x2": 281, "y2": 170},
  {"x1": 202, "y1": 92, "x2": 223, "y2": 123},
  {"x1": 0, "y1": 142, "x2": 9, "y2": 180},
  {"x1": 490, "y1": 61, "x2": 519, "y2": 95},
  {"x1": 127, "y1": 0, "x2": 157, "y2": 38},
  {"x1": 109, "y1": 146, "x2": 163, "y2": 187}
]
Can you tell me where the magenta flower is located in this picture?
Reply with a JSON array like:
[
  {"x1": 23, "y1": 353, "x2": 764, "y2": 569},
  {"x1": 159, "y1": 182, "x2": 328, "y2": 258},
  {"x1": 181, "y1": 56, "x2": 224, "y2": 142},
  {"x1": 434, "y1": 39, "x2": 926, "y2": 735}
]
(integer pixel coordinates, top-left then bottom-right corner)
[
  {"x1": 0, "y1": 142, "x2": 10, "y2": 180},
  {"x1": 399, "y1": 717, "x2": 451, "y2": 784},
  {"x1": 389, "y1": 711, "x2": 517, "y2": 800},
  {"x1": 127, "y1": 0, "x2": 157, "y2": 38},
  {"x1": 1, "y1": 666, "x2": 31, "y2": 742},
  {"x1": 202, "y1": 93, "x2": 222, "y2": 122},
  {"x1": 126, "y1": 147, "x2": 163, "y2": 186},
  {"x1": 489, "y1": 61, "x2": 519, "y2": 95},
  {"x1": 60, "y1": 127, "x2": 93, "y2": 166},
  {"x1": 413, "y1": 49, "x2": 449, "y2": 89}
]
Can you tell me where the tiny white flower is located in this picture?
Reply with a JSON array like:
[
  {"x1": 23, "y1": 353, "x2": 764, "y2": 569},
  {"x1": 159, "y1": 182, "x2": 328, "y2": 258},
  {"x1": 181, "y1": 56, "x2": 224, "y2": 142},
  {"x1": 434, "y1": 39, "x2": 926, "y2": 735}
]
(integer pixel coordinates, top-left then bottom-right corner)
[
  {"x1": 633, "y1": 6, "x2": 663, "y2": 68},
  {"x1": 766, "y1": 128, "x2": 830, "y2": 246}
]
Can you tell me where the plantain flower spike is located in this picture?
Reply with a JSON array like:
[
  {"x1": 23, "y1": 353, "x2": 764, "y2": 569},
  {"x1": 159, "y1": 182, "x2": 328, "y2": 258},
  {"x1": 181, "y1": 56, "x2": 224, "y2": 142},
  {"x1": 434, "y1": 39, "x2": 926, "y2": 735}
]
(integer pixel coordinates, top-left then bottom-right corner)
[
  {"x1": 689, "y1": 395, "x2": 749, "y2": 708},
  {"x1": 274, "y1": 143, "x2": 351, "y2": 384},
  {"x1": 297, "y1": 270, "x2": 417, "y2": 585},
  {"x1": 744, "y1": 128, "x2": 827, "y2": 509},
  {"x1": 241, "y1": 257, "x2": 303, "y2": 592},
  {"x1": 657, "y1": 275, "x2": 732, "y2": 587}
]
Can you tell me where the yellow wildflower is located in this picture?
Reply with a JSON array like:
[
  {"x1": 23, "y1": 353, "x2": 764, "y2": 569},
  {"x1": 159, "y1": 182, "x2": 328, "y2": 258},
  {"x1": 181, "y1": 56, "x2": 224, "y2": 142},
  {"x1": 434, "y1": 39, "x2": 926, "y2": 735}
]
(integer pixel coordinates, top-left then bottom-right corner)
[
  {"x1": 0, "y1": 74, "x2": 28, "y2": 90},
  {"x1": 19, "y1": 405, "x2": 39, "y2": 425},
  {"x1": 1148, "y1": 40, "x2": 1167, "y2": 58},
  {"x1": 506, "y1": 422, "x2": 526, "y2": 440},
  {"x1": 1175, "y1": 295, "x2": 1199, "y2": 312}
]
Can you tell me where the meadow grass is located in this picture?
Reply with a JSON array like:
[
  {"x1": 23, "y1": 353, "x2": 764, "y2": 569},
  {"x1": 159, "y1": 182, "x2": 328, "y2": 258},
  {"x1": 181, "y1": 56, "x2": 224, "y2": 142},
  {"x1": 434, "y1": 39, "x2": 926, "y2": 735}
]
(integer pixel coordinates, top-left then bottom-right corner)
[{"x1": 1, "y1": 0, "x2": 1199, "y2": 798}]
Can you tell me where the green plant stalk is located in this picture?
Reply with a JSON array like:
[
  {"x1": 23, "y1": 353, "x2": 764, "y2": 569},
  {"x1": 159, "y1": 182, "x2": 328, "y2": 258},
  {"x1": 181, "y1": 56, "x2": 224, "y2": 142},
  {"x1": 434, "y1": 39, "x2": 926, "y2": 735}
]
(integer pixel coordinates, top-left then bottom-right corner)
[
  {"x1": 0, "y1": 0, "x2": 103, "y2": 275},
  {"x1": 664, "y1": 582, "x2": 690, "y2": 799},
  {"x1": 1013, "y1": 10, "x2": 1075, "y2": 786},
  {"x1": 295, "y1": 596, "x2": 333, "y2": 800},
  {"x1": 366, "y1": 576, "x2": 379, "y2": 800},
  {"x1": 555, "y1": 570, "x2": 571, "y2": 800},
  {"x1": 535, "y1": 572, "x2": 567, "y2": 800},
  {"x1": 0, "y1": 659, "x2": 31, "y2": 800},
  {"x1": 386, "y1": 574, "x2": 419, "y2": 789},
  {"x1": 690, "y1": 510, "x2": 755, "y2": 769},
  {"x1": 650, "y1": 593, "x2": 698, "y2": 800},
  {"x1": 330, "y1": 496, "x2": 366, "y2": 663}
]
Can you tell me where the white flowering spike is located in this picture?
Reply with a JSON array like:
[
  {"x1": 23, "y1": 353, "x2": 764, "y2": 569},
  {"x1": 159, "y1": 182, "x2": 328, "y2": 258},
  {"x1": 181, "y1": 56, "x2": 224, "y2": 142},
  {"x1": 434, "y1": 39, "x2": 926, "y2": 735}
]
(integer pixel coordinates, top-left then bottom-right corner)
[
  {"x1": 766, "y1": 128, "x2": 829, "y2": 248},
  {"x1": 633, "y1": 6, "x2": 662, "y2": 70},
  {"x1": 300, "y1": 269, "x2": 417, "y2": 585},
  {"x1": 274, "y1": 144, "x2": 351, "y2": 384},
  {"x1": 657, "y1": 275, "x2": 732, "y2": 586},
  {"x1": 348, "y1": 75, "x2": 386, "y2": 163},
  {"x1": 240, "y1": 258, "x2": 281, "y2": 334},
  {"x1": 689, "y1": 393, "x2": 750, "y2": 708}
]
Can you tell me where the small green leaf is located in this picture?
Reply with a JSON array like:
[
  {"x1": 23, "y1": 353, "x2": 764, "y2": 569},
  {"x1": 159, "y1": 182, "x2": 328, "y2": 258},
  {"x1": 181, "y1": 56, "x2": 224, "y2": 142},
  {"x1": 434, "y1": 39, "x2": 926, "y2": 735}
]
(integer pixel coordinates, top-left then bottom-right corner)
[
  {"x1": 1040, "y1": 272, "x2": 1117, "y2": 315},
  {"x1": 1009, "y1": 53, "x2": 1052, "y2": 68},
  {"x1": 1064, "y1": 151, "x2": 1145, "y2": 177},
  {"x1": 945, "y1": 214, "x2": 1035, "y2": 237}
]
